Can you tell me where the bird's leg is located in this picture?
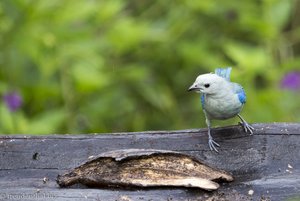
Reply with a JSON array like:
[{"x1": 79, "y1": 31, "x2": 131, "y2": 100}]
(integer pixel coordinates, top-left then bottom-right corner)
[
  {"x1": 237, "y1": 114, "x2": 254, "y2": 135},
  {"x1": 205, "y1": 116, "x2": 220, "y2": 152}
]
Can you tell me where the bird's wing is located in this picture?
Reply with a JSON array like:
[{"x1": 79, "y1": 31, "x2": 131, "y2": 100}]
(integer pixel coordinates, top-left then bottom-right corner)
[
  {"x1": 215, "y1": 67, "x2": 232, "y2": 81},
  {"x1": 200, "y1": 94, "x2": 205, "y2": 107},
  {"x1": 231, "y1": 83, "x2": 246, "y2": 104}
]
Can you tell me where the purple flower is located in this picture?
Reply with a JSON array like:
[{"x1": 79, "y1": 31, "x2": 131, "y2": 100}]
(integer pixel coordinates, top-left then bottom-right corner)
[
  {"x1": 3, "y1": 91, "x2": 23, "y2": 112},
  {"x1": 281, "y1": 71, "x2": 300, "y2": 90}
]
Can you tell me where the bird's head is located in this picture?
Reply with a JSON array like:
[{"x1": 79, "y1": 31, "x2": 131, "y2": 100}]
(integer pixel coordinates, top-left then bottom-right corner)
[{"x1": 188, "y1": 73, "x2": 227, "y2": 94}]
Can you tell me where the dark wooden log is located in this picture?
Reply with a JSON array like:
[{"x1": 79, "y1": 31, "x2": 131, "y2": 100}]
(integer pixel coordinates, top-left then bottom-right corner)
[{"x1": 0, "y1": 123, "x2": 300, "y2": 201}]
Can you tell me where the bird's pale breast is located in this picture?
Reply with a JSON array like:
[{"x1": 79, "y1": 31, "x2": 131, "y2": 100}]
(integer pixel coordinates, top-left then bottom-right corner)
[{"x1": 203, "y1": 93, "x2": 243, "y2": 120}]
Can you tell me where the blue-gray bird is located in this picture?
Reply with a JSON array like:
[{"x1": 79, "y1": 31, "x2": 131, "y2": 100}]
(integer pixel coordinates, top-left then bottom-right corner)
[{"x1": 188, "y1": 67, "x2": 254, "y2": 152}]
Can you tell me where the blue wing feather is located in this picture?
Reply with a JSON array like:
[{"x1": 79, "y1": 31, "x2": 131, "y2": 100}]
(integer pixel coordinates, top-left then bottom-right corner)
[
  {"x1": 200, "y1": 94, "x2": 205, "y2": 107},
  {"x1": 215, "y1": 67, "x2": 232, "y2": 81},
  {"x1": 238, "y1": 90, "x2": 246, "y2": 104},
  {"x1": 231, "y1": 83, "x2": 246, "y2": 104}
]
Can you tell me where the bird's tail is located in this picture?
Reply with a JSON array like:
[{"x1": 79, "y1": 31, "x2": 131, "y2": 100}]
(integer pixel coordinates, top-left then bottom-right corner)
[{"x1": 215, "y1": 67, "x2": 232, "y2": 81}]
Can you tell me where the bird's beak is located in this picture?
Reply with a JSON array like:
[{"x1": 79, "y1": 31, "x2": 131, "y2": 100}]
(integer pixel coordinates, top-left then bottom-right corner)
[{"x1": 188, "y1": 84, "x2": 199, "y2": 92}]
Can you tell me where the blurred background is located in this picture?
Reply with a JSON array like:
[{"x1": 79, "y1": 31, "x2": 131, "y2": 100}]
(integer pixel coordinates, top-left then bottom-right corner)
[{"x1": 0, "y1": 0, "x2": 299, "y2": 135}]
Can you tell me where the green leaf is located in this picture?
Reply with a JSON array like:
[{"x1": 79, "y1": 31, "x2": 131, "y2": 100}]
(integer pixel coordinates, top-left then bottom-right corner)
[
  {"x1": 28, "y1": 108, "x2": 66, "y2": 134},
  {"x1": 107, "y1": 18, "x2": 148, "y2": 52},
  {"x1": 266, "y1": 0, "x2": 292, "y2": 31},
  {"x1": 224, "y1": 42, "x2": 272, "y2": 70},
  {"x1": 72, "y1": 63, "x2": 109, "y2": 92}
]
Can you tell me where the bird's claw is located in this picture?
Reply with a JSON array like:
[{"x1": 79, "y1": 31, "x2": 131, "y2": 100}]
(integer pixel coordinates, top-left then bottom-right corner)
[
  {"x1": 208, "y1": 137, "x2": 220, "y2": 153},
  {"x1": 239, "y1": 121, "x2": 255, "y2": 135}
]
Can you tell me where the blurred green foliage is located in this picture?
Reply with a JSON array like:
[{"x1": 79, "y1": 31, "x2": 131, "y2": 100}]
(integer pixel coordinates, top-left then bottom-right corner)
[{"x1": 0, "y1": 0, "x2": 299, "y2": 134}]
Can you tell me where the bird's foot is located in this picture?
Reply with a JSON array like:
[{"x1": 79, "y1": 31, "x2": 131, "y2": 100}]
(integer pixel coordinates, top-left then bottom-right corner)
[
  {"x1": 239, "y1": 121, "x2": 255, "y2": 135},
  {"x1": 208, "y1": 136, "x2": 220, "y2": 153}
]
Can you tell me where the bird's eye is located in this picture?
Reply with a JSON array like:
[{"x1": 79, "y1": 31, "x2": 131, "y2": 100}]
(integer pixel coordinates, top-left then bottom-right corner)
[{"x1": 204, "y1": 84, "x2": 210, "y2": 88}]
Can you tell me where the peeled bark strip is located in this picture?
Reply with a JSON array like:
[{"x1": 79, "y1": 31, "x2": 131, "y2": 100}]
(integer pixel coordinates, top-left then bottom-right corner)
[{"x1": 57, "y1": 149, "x2": 233, "y2": 190}]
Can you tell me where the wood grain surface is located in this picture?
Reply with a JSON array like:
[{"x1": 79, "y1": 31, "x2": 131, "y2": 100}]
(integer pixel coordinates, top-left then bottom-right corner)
[{"x1": 0, "y1": 123, "x2": 299, "y2": 201}]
